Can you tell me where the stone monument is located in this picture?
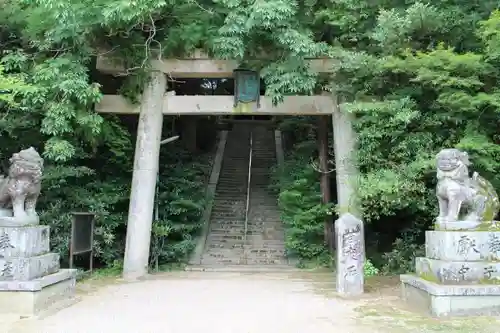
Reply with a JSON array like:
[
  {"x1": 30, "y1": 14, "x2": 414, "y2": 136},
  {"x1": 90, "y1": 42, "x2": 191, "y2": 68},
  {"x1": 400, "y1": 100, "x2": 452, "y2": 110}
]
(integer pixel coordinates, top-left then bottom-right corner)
[
  {"x1": 401, "y1": 148, "x2": 500, "y2": 316},
  {"x1": 335, "y1": 213, "x2": 365, "y2": 296},
  {"x1": 0, "y1": 148, "x2": 76, "y2": 316}
]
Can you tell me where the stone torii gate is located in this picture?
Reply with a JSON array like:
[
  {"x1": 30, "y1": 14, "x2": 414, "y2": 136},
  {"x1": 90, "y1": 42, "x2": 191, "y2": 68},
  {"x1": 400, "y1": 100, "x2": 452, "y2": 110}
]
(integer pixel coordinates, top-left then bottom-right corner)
[{"x1": 95, "y1": 51, "x2": 359, "y2": 280}]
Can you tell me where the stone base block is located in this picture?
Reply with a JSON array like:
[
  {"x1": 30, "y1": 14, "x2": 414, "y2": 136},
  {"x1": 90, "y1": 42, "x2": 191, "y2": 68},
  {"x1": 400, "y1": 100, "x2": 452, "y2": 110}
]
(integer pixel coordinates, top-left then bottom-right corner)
[
  {"x1": 0, "y1": 269, "x2": 77, "y2": 317},
  {"x1": 426, "y1": 230, "x2": 500, "y2": 261},
  {"x1": 416, "y1": 257, "x2": 500, "y2": 284},
  {"x1": 0, "y1": 253, "x2": 60, "y2": 281},
  {"x1": 0, "y1": 215, "x2": 39, "y2": 227},
  {"x1": 401, "y1": 274, "x2": 500, "y2": 317},
  {"x1": 0, "y1": 225, "x2": 50, "y2": 257},
  {"x1": 435, "y1": 219, "x2": 480, "y2": 231}
]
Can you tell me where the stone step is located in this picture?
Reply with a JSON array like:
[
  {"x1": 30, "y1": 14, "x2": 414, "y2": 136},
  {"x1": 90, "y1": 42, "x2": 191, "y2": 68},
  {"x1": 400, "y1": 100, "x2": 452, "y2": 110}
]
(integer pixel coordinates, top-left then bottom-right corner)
[
  {"x1": 245, "y1": 225, "x2": 284, "y2": 231},
  {"x1": 201, "y1": 253, "x2": 288, "y2": 263},
  {"x1": 210, "y1": 208, "x2": 246, "y2": 214},
  {"x1": 248, "y1": 217, "x2": 283, "y2": 222},
  {"x1": 214, "y1": 191, "x2": 247, "y2": 196},
  {"x1": 204, "y1": 247, "x2": 244, "y2": 255},
  {"x1": 185, "y1": 264, "x2": 298, "y2": 272},
  {"x1": 206, "y1": 243, "x2": 245, "y2": 250},
  {"x1": 246, "y1": 258, "x2": 289, "y2": 265},
  {"x1": 211, "y1": 201, "x2": 246, "y2": 206},
  {"x1": 248, "y1": 207, "x2": 281, "y2": 212},
  {"x1": 212, "y1": 191, "x2": 247, "y2": 196},
  {"x1": 214, "y1": 185, "x2": 247, "y2": 190},
  {"x1": 217, "y1": 180, "x2": 247, "y2": 184},
  {"x1": 209, "y1": 229, "x2": 245, "y2": 235},
  {"x1": 246, "y1": 248, "x2": 286, "y2": 256},
  {"x1": 209, "y1": 220, "x2": 246, "y2": 226},
  {"x1": 206, "y1": 231, "x2": 245, "y2": 239},
  {"x1": 210, "y1": 211, "x2": 245, "y2": 218},
  {"x1": 205, "y1": 239, "x2": 284, "y2": 248},
  {"x1": 210, "y1": 222, "x2": 246, "y2": 228},
  {"x1": 217, "y1": 178, "x2": 248, "y2": 183},
  {"x1": 210, "y1": 217, "x2": 245, "y2": 223},
  {"x1": 211, "y1": 207, "x2": 246, "y2": 213},
  {"x1": 201, "y1": 257, "x2": 244, "y2": 265},
  {"x1": 219, "y1": 168, "x2": 249, "y2": 172}
]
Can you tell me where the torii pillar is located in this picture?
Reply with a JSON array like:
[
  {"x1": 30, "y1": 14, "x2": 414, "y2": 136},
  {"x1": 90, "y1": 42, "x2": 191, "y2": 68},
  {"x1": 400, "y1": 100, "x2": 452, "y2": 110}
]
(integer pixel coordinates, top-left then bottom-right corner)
[
  {"x1": 123, "y1": 71, "x2": 166, "y2": 280},
  {"x1": 331, "y1": 92, "x2": 360, "y2": 218}
]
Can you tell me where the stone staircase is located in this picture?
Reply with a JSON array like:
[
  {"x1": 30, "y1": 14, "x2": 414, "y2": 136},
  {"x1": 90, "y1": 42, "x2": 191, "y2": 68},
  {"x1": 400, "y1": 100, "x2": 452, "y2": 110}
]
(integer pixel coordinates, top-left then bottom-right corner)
[
  {"x1": 198, "y1": 124, "x2": 290, "y2": 269},
  {"x1": 245, "y1": 126, "x2": 288, "y2": 265}
]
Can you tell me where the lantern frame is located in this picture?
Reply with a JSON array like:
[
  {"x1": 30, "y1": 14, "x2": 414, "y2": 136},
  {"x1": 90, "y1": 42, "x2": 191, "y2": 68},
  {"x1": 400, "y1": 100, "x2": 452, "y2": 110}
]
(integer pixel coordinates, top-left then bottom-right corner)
[{"x1": 233, "y1": 68, "x2": 261, "y2": 108}]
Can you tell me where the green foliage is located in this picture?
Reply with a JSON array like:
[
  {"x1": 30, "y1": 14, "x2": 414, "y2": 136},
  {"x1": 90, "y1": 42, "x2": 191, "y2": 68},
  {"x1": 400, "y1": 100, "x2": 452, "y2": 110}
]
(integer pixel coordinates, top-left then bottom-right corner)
[
  {"x1": 271, "y1": 118, "x2": 333, "y2": 265},
  {"x1": 277, "y1": 3, "x2": 500, "y2": 273},
  {"x1": 364, "y1": 259, "x2": 380, "y2": 277},
  {"x1": 150, "y1": 151, "x2": 213, "y2": 268},
  {"x1": 381, "y1": 238, "x2": 425, "y2": 275}
]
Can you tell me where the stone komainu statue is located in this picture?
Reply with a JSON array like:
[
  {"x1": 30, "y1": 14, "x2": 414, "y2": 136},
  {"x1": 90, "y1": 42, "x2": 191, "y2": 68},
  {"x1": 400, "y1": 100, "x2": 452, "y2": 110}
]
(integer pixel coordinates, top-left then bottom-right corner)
[
  {"x1": 436, "y1": 148, "x2": 499, "y2": 229},
  {"x1": 0, "y1": 147, "x2": 44, "y2": 226}
]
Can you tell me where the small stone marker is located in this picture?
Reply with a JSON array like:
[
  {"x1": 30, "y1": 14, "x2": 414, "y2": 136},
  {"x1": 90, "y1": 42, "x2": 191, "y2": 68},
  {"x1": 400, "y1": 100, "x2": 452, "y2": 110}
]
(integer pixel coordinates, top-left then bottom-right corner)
[{"x1": 335, "y1": 213, "x2": 365, "y2": 296}]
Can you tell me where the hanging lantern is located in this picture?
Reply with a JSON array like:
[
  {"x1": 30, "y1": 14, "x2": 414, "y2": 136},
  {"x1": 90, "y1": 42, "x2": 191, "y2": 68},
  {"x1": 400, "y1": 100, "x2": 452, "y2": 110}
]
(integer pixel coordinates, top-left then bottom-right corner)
[{"x1": 233, "y1": 68, "x2": 260, "y2": 110}]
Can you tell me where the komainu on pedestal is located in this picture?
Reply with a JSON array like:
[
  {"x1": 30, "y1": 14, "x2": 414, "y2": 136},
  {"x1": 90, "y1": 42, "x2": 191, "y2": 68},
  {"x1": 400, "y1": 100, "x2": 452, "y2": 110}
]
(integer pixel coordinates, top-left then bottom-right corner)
[
  {"x1": 0, "y1": 147, "x2": 77, "y2": 317},
  {"x1": 0, "y1": 147, "x2": 44, "y2": 226},
  {"x1": 401, "y1": 148, "x2": 500, "y2": 317},
  {"x1": 435, "y1": 148, "x2": 499, "y2": 230}
]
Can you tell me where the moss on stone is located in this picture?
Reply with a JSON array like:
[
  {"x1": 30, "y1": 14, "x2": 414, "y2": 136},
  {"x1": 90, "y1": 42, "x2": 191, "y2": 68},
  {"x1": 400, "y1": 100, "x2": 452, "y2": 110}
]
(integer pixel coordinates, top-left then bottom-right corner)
[
  {"x1": 479, "y1": 278, "x2": 500, "y2": 285},
  {"x1": 433, "y1": 221, "x2": 500, "y2": 232},
  {"x1": 413, "y1": 272, "x2": 440, "y2": 283}
]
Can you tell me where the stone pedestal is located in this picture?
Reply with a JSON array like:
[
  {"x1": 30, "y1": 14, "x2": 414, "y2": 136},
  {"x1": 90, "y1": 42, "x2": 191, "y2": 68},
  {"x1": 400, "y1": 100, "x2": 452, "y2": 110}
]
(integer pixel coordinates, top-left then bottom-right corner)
[
  {"x1": 0, "y1": 225, "x2": 77, "y2": 316},
  {"x1": 0, "y1": 208, "x2": 39, "y2": 227},
  {"x1": 401, "y1": 230, "x2": 500, "y2": 316}
]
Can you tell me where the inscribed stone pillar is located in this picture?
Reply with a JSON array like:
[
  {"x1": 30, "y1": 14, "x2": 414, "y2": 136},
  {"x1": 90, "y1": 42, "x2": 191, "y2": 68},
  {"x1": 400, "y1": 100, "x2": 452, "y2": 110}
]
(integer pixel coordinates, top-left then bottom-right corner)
[
  {"x1": 123, "y1": 71, "x2": 166, "y2": 280},
  {"x1": 331, "y1": 92, "x2": 360, "y2": 217},
  {"x1": 335, "y1": 213, "x2": 365, "y2": 296}
]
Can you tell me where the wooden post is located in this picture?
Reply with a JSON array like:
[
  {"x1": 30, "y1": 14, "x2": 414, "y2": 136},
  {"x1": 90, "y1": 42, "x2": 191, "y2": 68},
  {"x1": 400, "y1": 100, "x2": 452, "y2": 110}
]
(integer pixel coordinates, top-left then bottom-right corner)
[
  {"x1": 332, "y1": 93, "x2": 360, "y2": 218},
  {"x1": 123, "y1": 71, "x2": 166, "y2": 280},
  {"x1": 182, "y1": 116, "x2": 199, "y2": 152},
  {"x1": 317, "y1": 115, "x2": 333, "y2": 251}
]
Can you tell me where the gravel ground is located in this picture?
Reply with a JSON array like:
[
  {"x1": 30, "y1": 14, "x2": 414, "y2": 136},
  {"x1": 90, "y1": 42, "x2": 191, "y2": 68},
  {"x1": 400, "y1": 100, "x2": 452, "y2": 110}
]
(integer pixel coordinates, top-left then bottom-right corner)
[{"x1": 5, "y1": 271, "x2": 372, "y2": 333}]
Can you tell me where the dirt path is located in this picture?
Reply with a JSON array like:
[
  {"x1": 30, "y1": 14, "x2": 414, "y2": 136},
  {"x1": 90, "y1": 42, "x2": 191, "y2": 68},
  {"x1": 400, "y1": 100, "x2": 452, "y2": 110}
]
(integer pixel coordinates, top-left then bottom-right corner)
[{"x1": 5, "y1": 272, "x2": 500, "y2": 333}]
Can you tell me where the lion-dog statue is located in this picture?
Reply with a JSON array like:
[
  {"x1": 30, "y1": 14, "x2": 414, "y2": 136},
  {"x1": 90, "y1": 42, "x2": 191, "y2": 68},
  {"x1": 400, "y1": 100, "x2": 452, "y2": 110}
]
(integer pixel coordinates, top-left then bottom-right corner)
[
  {"x1": 436, "y1": 148, "x2": 499, "y2": 229},
  {"x1": 0, "y1": 147, "x2": 44, "y2": 226}
]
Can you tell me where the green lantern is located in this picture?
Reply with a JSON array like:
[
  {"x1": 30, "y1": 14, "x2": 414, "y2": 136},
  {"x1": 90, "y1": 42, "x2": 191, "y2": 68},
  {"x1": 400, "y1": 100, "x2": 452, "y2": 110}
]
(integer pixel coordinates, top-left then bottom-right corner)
[{"x1": 233, "y1": 68, "x2": 260, "y2": 109}]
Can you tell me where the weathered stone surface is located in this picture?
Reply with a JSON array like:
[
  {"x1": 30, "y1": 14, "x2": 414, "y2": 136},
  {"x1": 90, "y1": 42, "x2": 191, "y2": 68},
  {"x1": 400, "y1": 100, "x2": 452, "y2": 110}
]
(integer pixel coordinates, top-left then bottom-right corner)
[
  {"x1": 401, "y1": 274, "x2": 500, "y2": 317},
  {"x1": 0, "y1": 147, "x2": 44, "y2": 227},
  {"x1": 0, "y1": 268, "x2": 75, "y2": 292},
  {"x1": 435, "y1": 148, "x2": 499, "y2": 230},
  {"x1": 426, "y1": 230, "x2": 500, "y2": 261},
  {"x1": 0, "y1": 252, "x2": 59, "y2": 281},
  {"x1": 335, "y1": 213, "x2": 365, "y2": 296},
  {"x1": 416, "y1": 257, "x2": 500, "y2": 284},
  {"x1": 0, "y1": 269, "x2": 77, "y2": 316},
  {"x1": 0, "y1": 225, "x2": 50, "y2": 258}
]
